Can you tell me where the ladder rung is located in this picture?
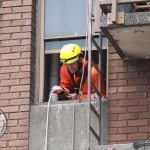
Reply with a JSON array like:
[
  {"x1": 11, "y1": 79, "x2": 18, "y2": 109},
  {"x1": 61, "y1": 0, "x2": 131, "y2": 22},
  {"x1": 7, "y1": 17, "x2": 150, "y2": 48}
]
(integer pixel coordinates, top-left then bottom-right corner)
[
  {"x1": 90, "y1": 126, "x2": 100, "y2": 142},
  {"x1": 91, "y1": 36, "x2": 102, "y2": 54},
  {"x1": 90, "y1": 104, "x2": 101, "y2": 119},
  {"x1": 91, "y1": 60, "x2": 101, "y2": 74},
  {"x1": 91, "y1": 82, "x2": 101, "y2": 96}
]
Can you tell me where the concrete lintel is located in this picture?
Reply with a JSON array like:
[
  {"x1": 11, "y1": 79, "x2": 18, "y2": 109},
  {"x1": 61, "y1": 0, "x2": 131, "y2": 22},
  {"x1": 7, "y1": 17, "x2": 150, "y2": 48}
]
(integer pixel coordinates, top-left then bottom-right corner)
[{"x1": 100, "y1": 12, "x2": 150, "y2": 27}]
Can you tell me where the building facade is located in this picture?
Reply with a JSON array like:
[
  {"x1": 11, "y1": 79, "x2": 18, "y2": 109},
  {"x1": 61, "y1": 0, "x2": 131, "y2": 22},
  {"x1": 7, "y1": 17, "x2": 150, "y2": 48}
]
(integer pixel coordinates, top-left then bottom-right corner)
[{"x1": 0, "y1": 0, "x2": 150, "y2": 149}]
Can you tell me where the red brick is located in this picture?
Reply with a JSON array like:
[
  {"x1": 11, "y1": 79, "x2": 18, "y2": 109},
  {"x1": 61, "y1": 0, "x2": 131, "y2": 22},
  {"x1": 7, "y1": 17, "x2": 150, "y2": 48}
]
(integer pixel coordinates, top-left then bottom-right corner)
[
  {"x1": 22, "y1": 0, "x2": 33, "y2": 6},
  {"x1": 108, "y1": 100, "x2": 117, "y2": 107},
  {"x1": 108, "y1": 80, "x2": 127, "y2": 86},
  {"x1": 11, "y1": 45, "x2": 31, "y2": 52},
  {"x1": 21, "y1": 39, "x2": 31, "y2": 45},
  {"x1": 108, "y1": 134, "x2": 127, "y2": 142},
  {"x1": 1, "y1": 79, "x2": 19, "y2": 86},
  {"x1": 11, "y1": 59, "x2": 30, "y2": 66},
  {"x1": 108, "y1": 114, "x2": 118, "y2": 121},
  {"x1": 11, "y1": 85, "x2": 30, "y2": 92},
  {"x1": 21, "y1": 65, "x2": 31, "y2": 71},
  {"x1": 118, "y1": 86, "x2": 137, "y2": 93},
  {"x1": 109, "y1": 93, "x2": 127, "y2": 100},
  {"x1": 0, "y1": 21, "x2": 11, "y2": 27},
  {"x1": 0, "y1": 60, "x2": 10, "y2": 67},
  {"x1": 0, "y1": 141, "x2": 7, "y2": 147},
  {"x1": 118, "y1": 99, "x2": 138, "y2": 107},
  {"x1": 20, "y1": 92, "x2": 30, "y2": 98},
  {"x1": 118, "y1": 72, "x2": 138, "y2": 79},
  {"x1": 118, "y1": 127, "x2": 138, "y2": 134},
  {"x1": 9, "y1": 112, "x2": 29, "y2": 119},
  {"x1": 128, "y1": 119, "x2": 147, "y2": 126},
  {"x1": 128, "y1": 66, "x2": 148, "y2": 72},
  {"x1": 0, "y1": 74, "x2": 9, "y2": 80},
  {"x1": 108, "y1": 53, "x2": 121, "y2": 60},
  {"x1": 22, "y1": 26, "x2": 32, "y2": 32},
  {"x1": 2, "y1": 14, "x2": 21, "y2": 21},
  {"x1": 1, "y1": 27, "x2": 21, "y2": 33},
  {"x1": 1, "y1": 106, "x2": 19, "y2": 113},
  {"x1": 0, "y1": 8, "x2": 11, "y2": 14},
  {"x1": 109, "y1": 66, "x2": 127, "y2": 73},
  {"x1": 0, "y1": 133, "x2": 17, "y2": 141},
  {"x1": 0, "y1": 34, "x2": 10, "y2": 40},
  {"x1": 17, "y1": 146, "x2": 28, "y2": 150},
  {"x1": 109, "y1": 120, "x2": 127, "y2": 128},
  {"x1": 108, "y1": 73, "x2": 117, "y2": 79},
  {"x1": 19, "y1": 119, "x2": 29, "y2": 126},
  {"x1": 2, "y1": 0, "x2": 22, "y2": 7},
  {"x1": 0, "y1": 148, "x2": 16, "y2": 150},
  {"x1": 0, "y1": 47, "x2": 10, "y2": 54},
  {"x1": 0, "y1": 100, "x2": 9, "y2": 106},
  {"x1": 139, "y1": 72, "x2": 150, "y2": 78},
  {"x1": 128, "y1": 105, "x2": 147, "y2": 113},
  {"x1": 139, "y1": 59, "x2": 150, "y2": 65},
  {"x1": 10, "y1": 99, "x2": 30, "y2": 105},
  {"x1": 138, "y1": 85, "x2": 150, "y2": 92},
  {"x1": 9, "y1": 126, "x2": 28, "y2": 134},
  {"x1": 11, "y1": 72, "x2": 30, "y2": 79},
  {"x1": 139, "y1": 99, "x2": 150, "y2": 105},
  {"x1": 11, "y1": 19, "x2": 31, "y2": 26},
  {"x1": 117, "y1": 60, "x2": 138, "y2": 66},
  {"x1": 21, "y1": 52, "x2": 31, "y2": 58},
  {"x1": 139, "y1": 112, "x2": 150, "y2": 119},
  {"x1": 12, "y1": 32, "x2": 31, "y2": 39},
  {"x1": 128, "y1": 92, "x2": 147, "y2": 99},
  {"x1": 118, "y1": 113, "x2": 138, "y2": 120},
  {"x1": 108, "y1": 60, "x2": 117, "y2": 67},
  {"x1": 1, "y1": 40, "x2": 20, "y2": 47},
  {"x1": 21, "y1": 78, "x2": 30, "y2": 85},
  {"x1": 109, "y1": 107, "x2": 127, "y2": 114},
  {"x1": 1, "y1": 53, "x2": 20, "y2": 60},
  {"x1": 139, "y1": 126, "x2": 150, "y2": 132},
  {"x1": 9, "y1": 139, "x2": 28, "y2": 147},
  {"x1": 0, "y1": 87, "x2": 9, "y2": 93},
  {"x1": 108, "y1": 128, "x2": 118, "y2": 134},
  {"x1": 7, "y1": 120, "x2": 18, "y2": 127},
  {"x1": 127, "y1": 133, "x2": 147, "y2": 141},
  {"x1": 1, "y1": 93, "x2": 19, "y2": 99},
  {"x1": 18, "y1": 133, "x2": 28, "y2": 139},
  {"x1": 20, "y1": 105, "x2": 29, "y2": 112},
  {"x1": 108, "y1": 87, "x2": 117, "y2": 94},
  {"x1": 128, "y1": 78, "x2": 148, "y2": 85},
  {"x1": 13, "y1": 6, "x2": 32, "y2": 13},
  {"x1": 1, "y1": 66, "x2": 19, "y2": 73},
  {"x1": 22, "y1": 13, "x2": 32, "y2": 19}
]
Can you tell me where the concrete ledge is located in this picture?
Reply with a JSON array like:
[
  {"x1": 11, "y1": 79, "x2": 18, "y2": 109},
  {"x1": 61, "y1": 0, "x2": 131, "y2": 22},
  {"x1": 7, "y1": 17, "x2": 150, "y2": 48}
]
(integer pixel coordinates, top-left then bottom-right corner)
[{"x1": 29, "y1": 100, "x2": 108, "y2": 150}]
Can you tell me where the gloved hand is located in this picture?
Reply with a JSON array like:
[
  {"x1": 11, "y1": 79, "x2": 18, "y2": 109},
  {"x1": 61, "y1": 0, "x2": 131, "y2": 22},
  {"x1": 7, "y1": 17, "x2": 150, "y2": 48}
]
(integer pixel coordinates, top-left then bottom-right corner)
[
  {"x1": 51, "y1": 86, "x2": 63, "y2": 94},
  {"x1": 67, "y1": 93, "x2": 79, "y2": 100}
]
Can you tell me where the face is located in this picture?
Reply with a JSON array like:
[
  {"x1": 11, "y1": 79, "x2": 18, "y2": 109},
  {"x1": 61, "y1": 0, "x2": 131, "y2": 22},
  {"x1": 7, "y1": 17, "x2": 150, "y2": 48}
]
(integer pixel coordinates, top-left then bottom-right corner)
[{"x1": 65, "y1": 61, "x2": 80, "y2": 73}]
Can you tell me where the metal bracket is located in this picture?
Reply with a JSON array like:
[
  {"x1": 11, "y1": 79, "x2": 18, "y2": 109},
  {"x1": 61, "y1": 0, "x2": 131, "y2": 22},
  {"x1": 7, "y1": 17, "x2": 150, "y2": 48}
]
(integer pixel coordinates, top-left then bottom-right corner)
[{"x1": 107, "y1": 12, "x2": 124, "y2": 25}]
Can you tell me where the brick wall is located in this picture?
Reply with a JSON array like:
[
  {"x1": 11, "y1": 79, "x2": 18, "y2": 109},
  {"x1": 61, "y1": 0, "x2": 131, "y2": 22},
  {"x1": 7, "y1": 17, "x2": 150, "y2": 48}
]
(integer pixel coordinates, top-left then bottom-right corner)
[
  {"x1": 108, "y1": 43, "x2": 150, "y2": 144},
  {"x1": 0, "y1": 0, "x2": 36, "y2": 149}
]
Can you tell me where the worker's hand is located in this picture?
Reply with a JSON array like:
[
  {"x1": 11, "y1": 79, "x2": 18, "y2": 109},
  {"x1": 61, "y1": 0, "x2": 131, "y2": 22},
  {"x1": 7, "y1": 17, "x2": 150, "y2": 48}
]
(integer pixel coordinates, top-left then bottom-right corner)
[
  {"x1": 51, "y1": 86, "x2": 63, "y2": 94},
  {"x1": 67, "y1": 93, "x2": 78, "y2": 100}
]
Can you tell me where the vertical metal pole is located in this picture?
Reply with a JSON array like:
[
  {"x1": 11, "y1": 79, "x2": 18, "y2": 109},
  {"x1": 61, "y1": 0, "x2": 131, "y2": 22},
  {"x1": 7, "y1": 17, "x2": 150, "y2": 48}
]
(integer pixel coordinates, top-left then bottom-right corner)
[
  {"x1": 87, "y1": 0, "x2": 92, "y2": 149},
  {"x1": 99, "y1": 33, "x2": 102, "y2": 145}
]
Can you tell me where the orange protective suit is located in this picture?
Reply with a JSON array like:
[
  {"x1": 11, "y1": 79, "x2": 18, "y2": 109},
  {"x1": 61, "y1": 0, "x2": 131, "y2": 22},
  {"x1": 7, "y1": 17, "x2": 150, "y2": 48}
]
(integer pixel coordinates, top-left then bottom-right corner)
[{"x1": 58, "y1": 58, "x2": 106, "y2": 99}]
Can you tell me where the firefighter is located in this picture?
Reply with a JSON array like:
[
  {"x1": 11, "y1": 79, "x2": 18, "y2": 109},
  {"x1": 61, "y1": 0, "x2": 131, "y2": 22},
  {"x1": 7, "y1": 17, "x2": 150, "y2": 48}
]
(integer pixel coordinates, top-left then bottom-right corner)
[{"x1": 51, "y1": 44, "x2": 106, "y2": 100}]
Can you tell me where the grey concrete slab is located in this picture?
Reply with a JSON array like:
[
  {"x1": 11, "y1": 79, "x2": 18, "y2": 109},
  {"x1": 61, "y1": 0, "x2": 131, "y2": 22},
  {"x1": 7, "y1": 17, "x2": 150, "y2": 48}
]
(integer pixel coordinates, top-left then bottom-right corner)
[{"x1": 29, "y1": 100, "x2": 108, "y2": 150}]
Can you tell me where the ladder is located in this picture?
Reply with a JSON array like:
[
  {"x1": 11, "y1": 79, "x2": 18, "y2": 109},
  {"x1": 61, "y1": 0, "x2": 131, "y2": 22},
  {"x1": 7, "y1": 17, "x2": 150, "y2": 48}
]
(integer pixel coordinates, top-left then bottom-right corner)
[{"x1": 87, "y1": 0, "x2": 103, "y2": 149}]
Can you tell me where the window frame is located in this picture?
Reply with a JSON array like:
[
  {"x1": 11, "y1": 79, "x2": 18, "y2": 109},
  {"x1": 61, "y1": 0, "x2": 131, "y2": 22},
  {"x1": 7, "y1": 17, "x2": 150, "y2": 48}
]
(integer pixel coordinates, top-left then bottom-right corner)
[{"x1": 35, "y1": 0, "x2": 108, "y2": 102}]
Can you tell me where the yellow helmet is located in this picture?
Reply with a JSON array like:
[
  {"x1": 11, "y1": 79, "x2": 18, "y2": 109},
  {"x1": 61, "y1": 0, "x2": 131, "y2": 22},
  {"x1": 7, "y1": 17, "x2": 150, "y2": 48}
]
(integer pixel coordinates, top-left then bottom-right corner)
[{"x1": 60, "y1": 44, "x2": 82, "y2": 64}]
